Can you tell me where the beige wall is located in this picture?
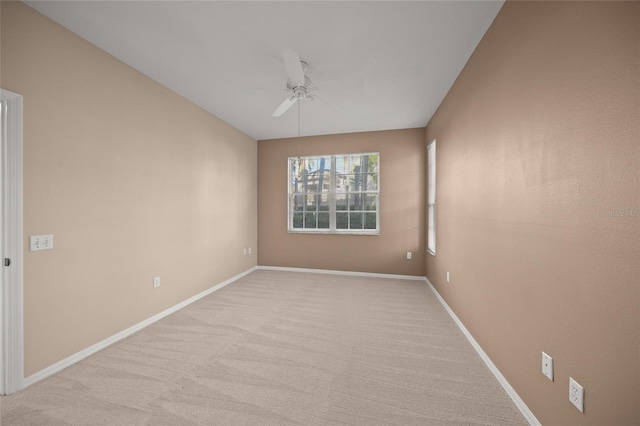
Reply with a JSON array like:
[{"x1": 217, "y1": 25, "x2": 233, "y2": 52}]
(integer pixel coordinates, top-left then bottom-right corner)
[
  {"x1": 258, "y1": 128, "x2": 425, "y2": 276},
  {"x1": 1, "y1": 2, "x2": 257, "y2": 376},
  {"x1": 426, "y1": 1, "x2": 639, "y2": 424}
]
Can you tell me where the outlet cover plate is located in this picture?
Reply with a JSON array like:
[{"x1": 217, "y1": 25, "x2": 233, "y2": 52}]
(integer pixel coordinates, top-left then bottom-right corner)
[
  {"x1": 30, "y1": 234, "x2": 53, "y2": 251},
  {"x1": 569, "y1": 377, "x2": 584, "y2": 413},
  {"x1": 542, "y1": 352, "x2": 553, "y2": 381}
]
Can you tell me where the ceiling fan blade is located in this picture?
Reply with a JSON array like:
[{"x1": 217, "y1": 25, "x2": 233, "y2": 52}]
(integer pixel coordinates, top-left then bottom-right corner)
[
  {"x1": 282, "y1": 49, "x2": 305, "y2": 87},
  {"x1": 272, "y1": 96, "x2": 298, "y2": 117},
  {"x1": 311, "y1": 94, "x2": 339, "y2": 114}
]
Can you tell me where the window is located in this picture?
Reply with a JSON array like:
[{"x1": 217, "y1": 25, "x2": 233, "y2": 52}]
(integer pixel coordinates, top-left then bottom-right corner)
[
  {"x1": 427, "y1": 140, "x2": 436, "y2": 255},
  {"x1": 288, "y1": 152, "x2": 379, "y2": 234}
]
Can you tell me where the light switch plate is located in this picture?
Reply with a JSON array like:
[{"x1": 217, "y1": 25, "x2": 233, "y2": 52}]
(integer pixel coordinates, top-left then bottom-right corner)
[
  {"x1": 30, "y1": 234, "x2": 53, "y2": 251},
  {"x1": 542, "y1": 352, "x2": 553, "y2": 381}
]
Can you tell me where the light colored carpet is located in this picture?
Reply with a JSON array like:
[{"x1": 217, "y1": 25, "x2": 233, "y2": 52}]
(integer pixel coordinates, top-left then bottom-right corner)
[{"x1": 1, "y1": 270, "x2": 527, "y2": 425}]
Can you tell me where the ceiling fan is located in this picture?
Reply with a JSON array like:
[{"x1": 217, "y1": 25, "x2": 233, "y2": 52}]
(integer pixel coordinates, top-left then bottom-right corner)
[{"x1": 272, "y1": 49, "x2": 318, "y2": 117}]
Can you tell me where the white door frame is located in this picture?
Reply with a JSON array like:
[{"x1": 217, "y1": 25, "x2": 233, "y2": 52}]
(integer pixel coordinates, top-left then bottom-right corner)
[{"x1": 1, "y1": 89, "x2": 24, "y2": 395}]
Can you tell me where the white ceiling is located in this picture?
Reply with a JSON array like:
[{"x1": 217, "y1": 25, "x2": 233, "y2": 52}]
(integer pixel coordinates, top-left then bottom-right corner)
[{"x1": 24, "y1": 1, "x2": 504, "y2": 140}]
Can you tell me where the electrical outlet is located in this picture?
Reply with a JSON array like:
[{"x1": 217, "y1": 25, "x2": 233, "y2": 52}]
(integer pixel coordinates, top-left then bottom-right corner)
[
  {"x1": 446, "y1": 272, "x2": 450, "y2": 283},
  {"x1": 569, "y1": 377, "x2": 584, "y2": 413},
  {"x1": 153, "y1": 277, "x2": 160, "y2": 288},
  {"x1": 542, "y1": 352, "x2": 553, "y2": 381},
  {"x1": 30, "y1": 234, "x2": 53, "y2": 251},
  {"x1": 406, "y1": 252, "x2": 412, "y2": 260}
]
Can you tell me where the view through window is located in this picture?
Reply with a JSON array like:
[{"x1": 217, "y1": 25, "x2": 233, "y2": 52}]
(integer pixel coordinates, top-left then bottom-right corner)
[{"x1": 288, "y1": 152, "x2": 380, "y2": 234}]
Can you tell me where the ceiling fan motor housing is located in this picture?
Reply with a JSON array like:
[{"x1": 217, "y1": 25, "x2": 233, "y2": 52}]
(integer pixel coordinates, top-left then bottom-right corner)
[
  {"x1": 288, "y1": 75, "x2": 315, "y2": 99},
  {"x1": 292, "y1": 86, "x2": 308, "y2": 99}
]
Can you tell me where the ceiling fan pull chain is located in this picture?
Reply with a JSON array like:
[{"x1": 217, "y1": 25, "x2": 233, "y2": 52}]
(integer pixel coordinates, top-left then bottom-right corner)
[{"x1": 298, "y1": 99, "x2": 301, "y2": 137}]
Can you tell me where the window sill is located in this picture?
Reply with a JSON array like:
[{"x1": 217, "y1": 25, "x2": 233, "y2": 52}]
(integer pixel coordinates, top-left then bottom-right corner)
[{"x1": 288, "y1": 230, "x2": 380, "y2": 236}]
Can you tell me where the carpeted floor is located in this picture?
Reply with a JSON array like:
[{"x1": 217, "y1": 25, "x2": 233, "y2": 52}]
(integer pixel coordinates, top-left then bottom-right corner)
[{"x1": 1, "y1": 270, "x2": 527, "y2": 425}]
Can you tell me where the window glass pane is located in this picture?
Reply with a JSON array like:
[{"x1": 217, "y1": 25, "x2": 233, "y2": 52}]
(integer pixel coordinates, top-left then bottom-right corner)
[
  {"x1": 336, "y1": 174, "x2": 351, "y2": 192},
  {"x1": 428, "y1": 206, "x2": 435, "y2": 253},
  {"x1": 428, "y1": 206, "x2": 434, "y2": 231},
  {"x1": 336, "y1": 167, "x2": 377, "y2": 193},
  {"x1": 342, "y1": 154, "x2": 365, "y2": 173},
  {"x1": 349, "y1": 212, "x2": 364, "y2": 229},
  {"x1": 366, "y1": 154, "x2": 379, "y2": 174},
  {"x1": 312, "y1": 157, "x2": 332, "y2": 193},
  {"x1": 364, "y1": 194, "x2": 377, "y2": 210},
  {"x1": 317, "y1": 213, "x2": 330, "y2": 229},
  {"x1": 317, "y1": 194, "x2": 329, "y2": 212},
  {"x1": 352, "y1": 155, "x2": 363, "y2": 173},
  {"x1": 304, "y1": 212, "x2": 317, "y2": 229},
  {"x1": 348, "y1": 193, "x2": 361, "y2": 210},
  {"x1": 307, "y1": 197, "x2": 317, "y2": 211},
  {"x1": 292, "y1": 194, "x2": 305, "y2": 212},
  {"x1": 428, "y1": 144, "x2": 436, "y2": 204},
  {"x1": 336, "y1": 194, "x2": 348, "y2": 211},
  {"x1": 363, "y1": 173, "x2": 378, "y2": 191},
  {"x1": 289, "y1": 158, "x2": 300, "y2": 193},
  {"x1": 336, "y1": 212, "x2": 348, "y2": 229},
  {"x1": 336, "y1": 154, "x2": 351, "y2": 174},
  {"x1": 292, "y1": 156, "x2": 332, "y2": 194},
  {"x1": 304, "y1": 194, "x2": 328, "y2": 212},
  {"x1": 365, "y1": 213, "x2": 377, "y2": 229},
  {"x1": 292, "y1": 157, "x2": 308, "y2": 194},
  {"x1": 293, "y1": 212, "x2": 303, "y2": 228}
]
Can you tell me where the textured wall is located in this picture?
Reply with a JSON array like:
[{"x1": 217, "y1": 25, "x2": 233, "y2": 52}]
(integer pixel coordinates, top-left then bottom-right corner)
[
  {"x1": 258, "y1": 128, "x2": 425, "y2": 277},
  {"x1": 425, "y1": 1, "x2": 639, "y2": 424},
  {"x1": 1, "y1": 2, "x2": 257, "y2": 376}
]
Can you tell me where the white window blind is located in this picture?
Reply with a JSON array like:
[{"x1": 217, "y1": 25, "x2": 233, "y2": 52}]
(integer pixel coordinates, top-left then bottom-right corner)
[{"x1": 427, "y1": 140, "x2": 436, "y2": 255}]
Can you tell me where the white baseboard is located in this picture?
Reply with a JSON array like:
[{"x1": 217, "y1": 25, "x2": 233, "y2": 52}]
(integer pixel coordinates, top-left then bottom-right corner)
[
  {"x1": 425, "y1": 278, "x2": 540, "y2": 426},
  {"x1": 257, "y1": 265, "x2": 428, "y2": 282},
  {"x1": 23, "y1": 266, "x2": 257, "y2": 389}
]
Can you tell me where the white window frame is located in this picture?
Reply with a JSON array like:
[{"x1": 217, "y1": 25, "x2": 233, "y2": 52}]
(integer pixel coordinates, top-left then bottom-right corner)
[
  {"x1": 288, "y1": 152, "x2": 380, "y2": 235},
  {"x1": 427, "y1": 140, "x2": 436, "y2": 255}
]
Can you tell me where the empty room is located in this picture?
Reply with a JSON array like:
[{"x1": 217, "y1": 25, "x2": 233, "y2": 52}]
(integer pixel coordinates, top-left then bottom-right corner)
[{"x1": 0, "y1": 1, "x2": 638, "y2": 425}]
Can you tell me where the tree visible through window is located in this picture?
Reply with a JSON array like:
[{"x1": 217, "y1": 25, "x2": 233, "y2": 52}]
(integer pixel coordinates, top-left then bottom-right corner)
[{"x1": 288, "y1": 152, "x2": 380, "y2": 234}]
